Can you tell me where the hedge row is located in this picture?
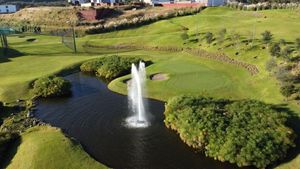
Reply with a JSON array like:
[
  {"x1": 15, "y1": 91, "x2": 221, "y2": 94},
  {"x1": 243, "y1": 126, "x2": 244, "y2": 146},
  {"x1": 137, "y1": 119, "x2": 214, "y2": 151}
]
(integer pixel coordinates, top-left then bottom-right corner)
[
  {"x1": 84, "y1": 44, "x2": 259, "y2": 75},
  {"x1": 86, "y1": 6, "x2": 204, "y2": 34},
  {"x1": 227, "y1": 2, "x2": 300, "y2": 11},
  {"x1": 80, "y1": 55, "x2": 141, "y2": 80},
  {"x1": 32, "y1": 76, "x2": 71, "y2": 98}
]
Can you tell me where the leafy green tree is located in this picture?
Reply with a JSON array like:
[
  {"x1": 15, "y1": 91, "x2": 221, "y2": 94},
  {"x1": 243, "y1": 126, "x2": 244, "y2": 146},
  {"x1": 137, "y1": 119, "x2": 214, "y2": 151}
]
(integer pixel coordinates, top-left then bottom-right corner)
[
  {"x1": 265, "y1": 58, "x2": 277, "y2": 72},
  {"x1": 81, "y1": 55, "x2": 141, "y2": 80},
  {"x1": 32, "y1": 76, "x2": 71, "y2": 98},
  {"x1": 261, "y1": 30, "x2": 273, "y2": 44},
  {"x1": 279, "y1": 39, "x2": 287, "y2": 45},
  {"x1": 270, "y1": 43, "x2": 281, "y2": 57},
  {"x1": 296, "y1": 38, "x2": 300, "y2": 50},
  {"x1": 0, "y1": 101, "x2": 3, "y2": 112},
  {"x1": 280, "y1": 84, "x2": 296, "y2": 97},
  {"x1": 181, "y1": 32, "x2": 189, "y2": 40},
  {"x1": 217, "y1": 28, "x2": 227, "y2": 44},
  {"x1": 281, "y1": 46, "x2": 293, "y2": 61},
  {"x1": 230, "y1": 33, "x2": 241, "y2": 50},
  {"x1": 164, "y1": 96, "x2": 295, "y2": 169},
  {"x1": 205, "y1": 32, "x2": 214, "y2": 44},
  {"x1": 275, "y1": 66, "x2": 295, "y2": 83}
]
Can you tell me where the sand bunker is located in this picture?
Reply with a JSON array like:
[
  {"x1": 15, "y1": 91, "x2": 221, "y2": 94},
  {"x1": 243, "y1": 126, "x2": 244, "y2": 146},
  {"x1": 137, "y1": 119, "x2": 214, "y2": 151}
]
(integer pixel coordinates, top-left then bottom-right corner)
[{"x1": 150, "y1": 73, "x2": 169, "y2": 81}]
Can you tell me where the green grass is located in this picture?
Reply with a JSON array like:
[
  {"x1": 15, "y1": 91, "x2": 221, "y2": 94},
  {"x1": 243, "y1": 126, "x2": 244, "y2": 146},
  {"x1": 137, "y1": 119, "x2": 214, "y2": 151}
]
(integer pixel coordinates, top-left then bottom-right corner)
[
  {"x1": 1, "y1": 7, "x2": 300, "y2": 168},
  {"x1": 6, "y1": 126, "x2": 107, "y2": 169},
  {"x1": 0, "y1": 35, "x2": 96, "y2": 102},
  {"x1": 109, "y1": 50, "x2": 282, "y2": 103}
]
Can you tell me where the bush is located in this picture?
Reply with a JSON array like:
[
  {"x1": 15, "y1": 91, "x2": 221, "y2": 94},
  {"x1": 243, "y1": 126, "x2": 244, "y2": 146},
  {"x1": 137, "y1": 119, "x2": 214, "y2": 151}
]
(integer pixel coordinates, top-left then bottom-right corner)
[
  {"x1": 205, "y1": 32, "x2": 214, "y2": 44},
  {"x1": 296, "y1": 38, "x2": 300, "y2": 50},
  {"x1": 0, "y1": 132, "x2": 19, "y2": 161},
  {"x1": 275, "y1": 66, "x2": 296, "y2": 83},
  {"x1": 81, "y1": 55, "x2": 141, "y2": 80},
  {"x1": 217, "y1": 28, "x2": 227, "y2": 44},
  {"x1": 281, "y1": 46, "x2": 293, "y2": 60},
  {"x1": 261, "y1": 30, "x2": 273, "y2": 44},
  {"x1": 164, "y1": 95, "x2": 295, "y2": 168},
  {"x1": 265, "y1": 58, "x2": 277, "y2": 72},
  {"x1": 32, "y1": 76, "x2": 71, "y2": 98},
  {"x1": 270, "y1": 43, "x2": 281, "y2": 57},
  {"x1": 80, "y1": 58, "x2": 104, "y2": 73},
  {"x1": 0, "y1": 101, "x2": 3, "y2": 113},
  {"x1": 280, "y1": 84, "x2": 296, "y2": 97}
]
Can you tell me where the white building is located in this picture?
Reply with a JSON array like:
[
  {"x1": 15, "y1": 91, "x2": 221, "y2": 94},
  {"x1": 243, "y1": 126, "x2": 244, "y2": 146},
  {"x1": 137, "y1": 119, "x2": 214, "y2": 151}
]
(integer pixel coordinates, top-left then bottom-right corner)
[
  {"x1": 68, "y1": 0, "x2": 119, "y2": 5},
  {"x1": 145, "y1": 0, "x2": 225, "y2": 6},
  {"x1": 0, "y1": 5, "x2": 19, "y2": 14},
  {"x1": 200, "y1": 0, "x2": 225, "y2": 6}
]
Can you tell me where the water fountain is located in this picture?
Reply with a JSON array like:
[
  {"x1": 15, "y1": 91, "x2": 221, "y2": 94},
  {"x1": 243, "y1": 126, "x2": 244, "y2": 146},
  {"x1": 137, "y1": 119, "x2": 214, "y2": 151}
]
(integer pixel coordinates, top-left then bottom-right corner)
[{"x1": 126, "y1": 61, "x2": 150, "y2": 128}]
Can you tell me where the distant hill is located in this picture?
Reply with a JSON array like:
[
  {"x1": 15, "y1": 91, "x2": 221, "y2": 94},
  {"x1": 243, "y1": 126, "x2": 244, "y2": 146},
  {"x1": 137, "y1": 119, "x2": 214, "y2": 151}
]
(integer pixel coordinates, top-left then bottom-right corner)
[{"x1": 0, "y1": 0, "x2": 67, "y2": 6}]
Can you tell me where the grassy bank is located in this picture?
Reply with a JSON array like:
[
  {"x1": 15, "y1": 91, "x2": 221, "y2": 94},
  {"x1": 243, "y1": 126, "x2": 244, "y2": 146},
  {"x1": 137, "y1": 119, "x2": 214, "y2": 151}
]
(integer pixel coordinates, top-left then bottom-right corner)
[{"x1": 6, "y1": 126, "x2": 108, "y2": 169}]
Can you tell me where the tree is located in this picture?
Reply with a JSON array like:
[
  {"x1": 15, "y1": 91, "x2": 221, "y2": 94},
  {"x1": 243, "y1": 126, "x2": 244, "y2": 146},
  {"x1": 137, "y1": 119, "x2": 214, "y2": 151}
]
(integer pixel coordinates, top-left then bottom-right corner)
[
  {"x1": 164, "y1": 95, "x2": 295, "y2": 169},
  {"x1": 280, "y1": 84, "x2": 295, "y2": 97},
  {"x1": 261, "y1": 30, "x2": 273, "y2": 44},
  {"x1": 217, "y1": 28, "x2": 227, "y2": 44},
  {"x1": 230, "y1": 33, "x2": 241, "y2": 50},
  {"x1": 279, "y1": 39, "x2": 286, "y2": 45},
  {"x1": 296, "y1": 38, "x2": 300, "y2": 50},
  {"x1": 0, "y1": 101, "x2": 3, "y2": 112},
  {"x1": 205, "y1": 32, "x2": 214, "y2": 44},
  {"x1": 281, "y1": 46, "x2": 293, "y2": 61},
  {"x1": 265, "y1": 58, "x2": 277, "y2": 72},
  {"x1": 270, "y1": 43, "x2": 281, "y2": 57}
]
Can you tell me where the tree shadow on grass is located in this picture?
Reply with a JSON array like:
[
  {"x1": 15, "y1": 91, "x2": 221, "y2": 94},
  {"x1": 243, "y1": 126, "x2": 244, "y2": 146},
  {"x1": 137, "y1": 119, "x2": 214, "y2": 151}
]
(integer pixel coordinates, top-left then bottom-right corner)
[
  {"x1": 0, "y1": 48, "x2": 24, "y2": 63},
  {"x1": 0, "y1": 136, "x2": 21, "y2": 169},
  {"x1": 269, "y1": 104, "x2": 300, "y2": 168}
]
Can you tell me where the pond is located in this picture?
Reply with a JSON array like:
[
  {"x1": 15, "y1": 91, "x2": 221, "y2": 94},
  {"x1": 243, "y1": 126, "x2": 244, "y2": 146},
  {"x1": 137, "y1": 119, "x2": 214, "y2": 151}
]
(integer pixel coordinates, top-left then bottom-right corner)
[{"x1": 35, "y1": 72, "x2": 252, "y2": 169}]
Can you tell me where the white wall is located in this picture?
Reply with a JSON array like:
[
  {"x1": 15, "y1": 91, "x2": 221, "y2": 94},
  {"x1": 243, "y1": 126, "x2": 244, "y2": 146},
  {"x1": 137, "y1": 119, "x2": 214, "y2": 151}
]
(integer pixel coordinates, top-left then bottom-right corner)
[
  {"x1": 207, "y1": 0, "x2": 225, "y2": 6},
  {"x1": 0, "y1": 5, "x2": 18, "y2": 14}
]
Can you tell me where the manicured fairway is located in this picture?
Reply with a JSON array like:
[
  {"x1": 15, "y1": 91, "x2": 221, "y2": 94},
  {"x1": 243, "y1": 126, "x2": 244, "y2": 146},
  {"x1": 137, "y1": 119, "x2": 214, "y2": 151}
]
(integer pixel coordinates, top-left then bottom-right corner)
[
  {"x1": 109, "y1": 50, "x2": 282, "y2": 102},
  {"x1": 0, "y1": 35, "x2": 96, "y2": 102},
  {"x1": 6, "y1": 126, "x2": 107, "y2": 169}
]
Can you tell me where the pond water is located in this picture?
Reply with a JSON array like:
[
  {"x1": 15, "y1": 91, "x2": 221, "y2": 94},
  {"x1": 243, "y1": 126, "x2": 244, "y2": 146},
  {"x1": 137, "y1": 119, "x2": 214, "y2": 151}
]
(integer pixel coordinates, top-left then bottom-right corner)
[{"x1": 35, "y1": 72, "x2": 252, "y2": 169}]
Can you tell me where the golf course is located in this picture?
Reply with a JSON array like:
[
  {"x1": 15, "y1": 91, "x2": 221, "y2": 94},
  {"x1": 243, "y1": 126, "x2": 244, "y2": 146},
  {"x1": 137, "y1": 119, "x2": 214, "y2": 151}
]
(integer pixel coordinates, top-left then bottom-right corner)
[{"x1": 1, "y1": 6, "x2": 300, "y2": 169}]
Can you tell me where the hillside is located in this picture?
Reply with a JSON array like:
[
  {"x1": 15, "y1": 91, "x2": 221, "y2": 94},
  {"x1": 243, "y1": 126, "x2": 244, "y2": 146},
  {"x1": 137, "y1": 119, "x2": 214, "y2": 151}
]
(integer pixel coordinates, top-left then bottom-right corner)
[
  {"x1": 6, "y1": 126, "x2": 108, "y2": 169},
  {"x1": 0, "y1": 0, "x2": 67, "y2": 6},
  {"x1": 0, "y1": 7, "x2": 79, "y2": 28}
]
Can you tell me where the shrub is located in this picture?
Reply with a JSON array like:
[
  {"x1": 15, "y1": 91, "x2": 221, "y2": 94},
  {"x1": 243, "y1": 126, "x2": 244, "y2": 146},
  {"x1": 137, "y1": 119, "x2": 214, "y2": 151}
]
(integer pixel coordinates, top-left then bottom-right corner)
[
  {"x1": 275, "y1": 66, "x2": 296, "y2": 83},
  {"x1": 80, "y1": 58, "x2": 104, "y2": 73},
  {"x1": 261, "y1": 30, "x2": 273, "y2": 44},
  {"x1": 280, "y1": 84, "x2": 296, "y2": 97},
  {"x1": 281, "y1": 46, "x2": 293, "y2": 61},
  {"x1": 164, "y1": 95, "x2": 295, "y2": 168},
  {"x1": 279, "y1": 39, "x2": 287, "y2": 45},
  {"x1": 296, "y1": 38, "x2": 300, "y2": 50},
  {"x1": 81, "y1": 55, "x2": 141, "y2": 80},
  {"x1": 96, "y1": 55, "x2": 141, "y2": 79},
  {"x1": 265, "y1": 58, "x2": 277, "y2": 72},
  {"x1": 181, "y1": 32, "x2": 189, "y2": 40},
  {"x1": 270, "y1": 43, "x2": 281, "y2": 57},
  {"x1": 32, "y1": 76, "x2": 71, "y2": 98},
  {"x1": 0, "y1": 101, "x2": 3, "y2": 114},
  {"x1": 205, "y1": 32, "x2": 214, "y2": 44},
  {"x1": 217, "y1": 28, "x2": 227, "y2": 44},
  {"x1": 0, "y1": 132, "x2": 19, "y2": 161}
]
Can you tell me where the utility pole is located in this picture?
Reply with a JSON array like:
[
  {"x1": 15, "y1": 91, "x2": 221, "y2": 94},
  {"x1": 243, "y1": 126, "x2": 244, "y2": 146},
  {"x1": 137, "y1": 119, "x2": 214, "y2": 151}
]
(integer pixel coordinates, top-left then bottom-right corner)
[{"x1": 72, "y1": 26, "x2": 77, "y2": 53}]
